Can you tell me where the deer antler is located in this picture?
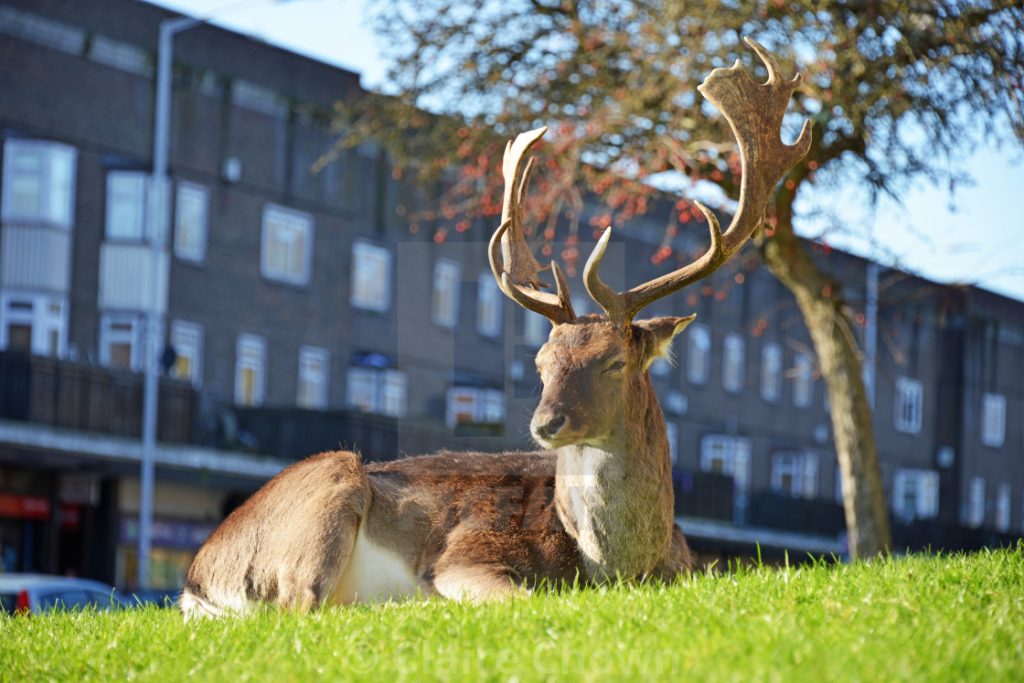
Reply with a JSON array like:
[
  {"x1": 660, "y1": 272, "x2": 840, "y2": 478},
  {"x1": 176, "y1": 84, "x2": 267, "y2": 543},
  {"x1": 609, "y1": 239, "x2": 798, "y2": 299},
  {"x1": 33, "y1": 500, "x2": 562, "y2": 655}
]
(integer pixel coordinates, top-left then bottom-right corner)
[
  {"x1": 584, "y1": 38, "x2": 813, "y2": 324},
  {"x1": 489, "y1": 127, "x2": 577, "y2": 324}
]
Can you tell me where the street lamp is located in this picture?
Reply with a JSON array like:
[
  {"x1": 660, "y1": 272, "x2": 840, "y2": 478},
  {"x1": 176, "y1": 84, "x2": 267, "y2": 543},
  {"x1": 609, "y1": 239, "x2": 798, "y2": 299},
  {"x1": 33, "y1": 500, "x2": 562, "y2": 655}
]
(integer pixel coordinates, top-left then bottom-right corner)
[{"x1": 138, "y1": 0, "x2": 302, "y2": 589}]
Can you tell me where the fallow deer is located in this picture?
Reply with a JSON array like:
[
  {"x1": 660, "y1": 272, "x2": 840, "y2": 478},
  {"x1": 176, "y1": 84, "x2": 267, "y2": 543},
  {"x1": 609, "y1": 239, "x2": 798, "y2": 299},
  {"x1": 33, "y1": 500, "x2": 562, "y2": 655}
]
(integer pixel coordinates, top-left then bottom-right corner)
[{"x1": 180, "y1": 39, "x2": 811, "y2": 618}]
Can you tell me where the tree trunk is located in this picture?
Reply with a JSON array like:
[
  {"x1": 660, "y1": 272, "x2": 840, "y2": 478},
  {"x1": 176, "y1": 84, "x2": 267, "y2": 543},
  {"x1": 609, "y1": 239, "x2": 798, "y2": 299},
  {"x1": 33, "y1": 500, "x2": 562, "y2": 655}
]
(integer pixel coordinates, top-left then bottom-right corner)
[{"x1": 760, "y1": 208, "x2": 892, "y2": 560}]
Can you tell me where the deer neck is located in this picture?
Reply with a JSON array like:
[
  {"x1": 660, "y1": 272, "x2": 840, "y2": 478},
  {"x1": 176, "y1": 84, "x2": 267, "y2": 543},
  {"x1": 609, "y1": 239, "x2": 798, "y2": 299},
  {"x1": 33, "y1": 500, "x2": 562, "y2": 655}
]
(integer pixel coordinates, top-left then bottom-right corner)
[{"x1": 553, "y1": 379, "x2": 675, "y2": 581}]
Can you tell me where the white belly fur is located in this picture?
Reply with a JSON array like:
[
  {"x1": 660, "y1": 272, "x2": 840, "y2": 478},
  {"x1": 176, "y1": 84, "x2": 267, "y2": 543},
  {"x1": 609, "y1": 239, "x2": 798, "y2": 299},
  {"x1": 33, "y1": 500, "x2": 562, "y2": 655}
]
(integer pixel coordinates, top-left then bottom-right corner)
[{"x1": 331, "y1": 526, "x2": 422, "y2": 604}]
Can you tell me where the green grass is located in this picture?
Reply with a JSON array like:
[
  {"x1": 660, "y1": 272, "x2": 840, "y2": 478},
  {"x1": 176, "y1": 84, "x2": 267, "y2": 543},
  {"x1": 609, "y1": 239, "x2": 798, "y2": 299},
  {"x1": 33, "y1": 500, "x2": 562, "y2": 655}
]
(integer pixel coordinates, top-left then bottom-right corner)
[{"x1": 4, "y1": 547, "x2": 1024, "y2": 682}]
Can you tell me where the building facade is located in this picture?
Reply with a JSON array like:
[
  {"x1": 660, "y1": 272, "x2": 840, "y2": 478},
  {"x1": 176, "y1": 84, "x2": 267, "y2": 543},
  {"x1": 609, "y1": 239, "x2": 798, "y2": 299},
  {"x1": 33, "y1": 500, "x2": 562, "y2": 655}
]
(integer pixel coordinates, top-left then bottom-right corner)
[{"x1": 0, "y1": 0, "x2": 1021, "y2": 587}]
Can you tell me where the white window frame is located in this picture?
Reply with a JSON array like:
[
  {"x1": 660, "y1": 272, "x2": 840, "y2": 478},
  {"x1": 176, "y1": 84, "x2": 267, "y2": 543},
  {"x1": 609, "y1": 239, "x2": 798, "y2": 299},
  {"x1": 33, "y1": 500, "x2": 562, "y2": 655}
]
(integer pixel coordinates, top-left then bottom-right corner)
[
  {"x1": 173, "y1": 181, "x2": 209, "y2": 263},
  {"x1": 981, "y1": 393, "x2": 1006, "y2": 448},
  {"x1": 350, "y1": 240, "x2": 392, "y2": 312},
  {"x1": 260, "y1": 204, "x2": 313, "y2": 286},
  {"x1": 99, "y1": 313, "x2": 143, "y2": 371},
  {"x1": 891, "y1": 468, "x2": 939, "y2": 521},
  {"x1": 0, "y1": 292, "x2": 67, "y2": 358},
  {"x1": 169, "y1": 320, "x2": 203, "y2": 387},
  {"x1": 687, "y1": 324, "x2": 711, "y2": 385},
  {"x1": 104, "y1": 171, "x2": 148, "y2": 241},
  {"x1": 1, "y1": 138, "x2": 76, "y2": 228},
  {"x1": 446, "y1": 386, "x2": 506, "y2": 428},
  {"x1": 966, "y1": 477, "x2": 985, "y2": 528},
  {"x1": 297, "y1": 346, "x2": 329, "y2": 410},
  {"x1": 792, "y1": 352, "x2": 813, "y2": 408},
  {"x1": 995, "y1": 483, "x2": 1011, "y2": 533},
  {"x1": 894, "y1": 376, "x2": 923, "y2": 434},
  {"x1": 700, "y1": 435, "x2": 752, "y2": 492},
  {"x1": 476, "y1": 272, "x2": 502, "y2": 338},
  {"x1": 771, "y1": 451, "x2": 820, "y2": 499},
  {"x1": 345, "y1": 367, "x2": 379, "y2": 413},
  {"x1": 760, "y1": 342, "x2": 782, "y2": 402},
  {"x1": 722, "y1": 333, "x2": 745, "y2": 393},
  {"x1": 431, "y1": 259, "x2": 461, "y2": 328},
  {"x1": 234, "y1": 334, "x2": 267, "y2": 407},
  {"x1": 345, "y1": 366, "x2": 407, "y2": 417}
]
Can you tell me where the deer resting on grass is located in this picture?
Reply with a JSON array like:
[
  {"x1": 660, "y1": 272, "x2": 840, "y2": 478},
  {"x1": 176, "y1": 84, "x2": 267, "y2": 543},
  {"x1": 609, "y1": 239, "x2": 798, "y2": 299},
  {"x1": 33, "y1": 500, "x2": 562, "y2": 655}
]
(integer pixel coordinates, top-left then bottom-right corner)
[{"x1": 181, "y1": 39, "x2": 810, "y2": 618}]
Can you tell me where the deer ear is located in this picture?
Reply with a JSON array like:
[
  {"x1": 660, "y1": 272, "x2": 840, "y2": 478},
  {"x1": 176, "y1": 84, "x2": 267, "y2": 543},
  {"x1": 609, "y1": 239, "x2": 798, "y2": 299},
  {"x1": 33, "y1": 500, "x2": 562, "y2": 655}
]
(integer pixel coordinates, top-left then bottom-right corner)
[{"x1": 636, "y1": 315, "x2": 697, "y2": 368}]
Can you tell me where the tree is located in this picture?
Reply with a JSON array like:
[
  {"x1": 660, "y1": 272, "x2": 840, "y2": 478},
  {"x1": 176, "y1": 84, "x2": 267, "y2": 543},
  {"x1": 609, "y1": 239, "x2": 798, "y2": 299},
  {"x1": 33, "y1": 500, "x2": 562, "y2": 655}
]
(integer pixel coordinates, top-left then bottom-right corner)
[{"x1": 339, "y1": 0, "x2": 1024, "y2": 559}]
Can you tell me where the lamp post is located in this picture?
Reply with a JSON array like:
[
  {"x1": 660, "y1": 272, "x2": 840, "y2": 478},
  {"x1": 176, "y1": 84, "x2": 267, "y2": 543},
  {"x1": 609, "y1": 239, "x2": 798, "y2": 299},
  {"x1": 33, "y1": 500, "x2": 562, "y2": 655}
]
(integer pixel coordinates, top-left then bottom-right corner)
[{"x1": 138, "y1": 0, "x2": 298, "y2": 589}]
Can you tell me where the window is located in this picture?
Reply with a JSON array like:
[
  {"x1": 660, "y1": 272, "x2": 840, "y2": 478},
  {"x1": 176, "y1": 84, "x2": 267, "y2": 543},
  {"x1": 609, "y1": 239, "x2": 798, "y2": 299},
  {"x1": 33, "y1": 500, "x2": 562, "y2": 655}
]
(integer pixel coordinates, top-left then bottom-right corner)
[
  {"x1": 666, "y1": 422, "x2": 679, "y2": 466},
  {"x1": 99, "y1": 314, "x2": 142, "y2": 371},
  {"x1": 261, "y1": 204, "x2": 312, "y2": 285},
  {"x1": 891, "y1": 469, "x2": 939, "y2": 521},
  {"x1": 477, "y1": 273, "x2": 502, "y2": 338},
  {"x1": 722, "y1": 333, "x2": 745, "y2": 393},
  {"x1": 523, "y1": 311, "x2": 550, "y2": 348},
  {"x1": 350, "y1": 240, "x2": 391, "y2": 311},
  {"x1": 234, "y1": 334, "x2": 266, "y2": 406},
  {"x1": 446, "y1": 387, "x2": 505, "y2": 429},
  {"x1": 0, "y1": 293, "x2": 66, "y2": 357},
  {"x1": 771, "y1": 451, "x2": 819, "y2": 499},
  {"x1": 169, "y1": 321, "x2": 202, "y2": 386},
  {"x1": 894, "y1": 376, "x2": 923, "y2": 434},
  {"x1": 1, "y1": 139, "x2": 76, "y2": 227},
  {"x1": 105, "y1": 171, "x2": 147, "y2": 240},
  {"x1": 686, "y1": 324, "x2": 711, "y2": 385},
  {"x1": 966, "y1": 477, "x2": 985, "y2": 528},
  {"x1": 700, "y1": 435, "x2": 752, "y2": 492},
  {"x1": 995, "y1": 483, "x2": 1011, "y2": 533},
  {"x1": 345, "y1": 367, "x2": 407, "y2": 417},
  {"x1": 792, "y1": 352, "x2": 813, "y2": 408},
  {"x1": 432, "y1": 259, "x2": 460, "y2": 328},
  {"x1": 174, "y1": 182, "x2": 208, "y2": 262},
  {"x1": 760, "y1": 342, "x2": 782, "y2": 402},
  {"x1": 981, "y1": 393, "x2": 1006, "y2": 448},
  {"x1": 297, "y1": 346, "x2": 329, "y2": 409},
  {"x1": 650, "y1": 357, "x2": 671, "y2": 377}
]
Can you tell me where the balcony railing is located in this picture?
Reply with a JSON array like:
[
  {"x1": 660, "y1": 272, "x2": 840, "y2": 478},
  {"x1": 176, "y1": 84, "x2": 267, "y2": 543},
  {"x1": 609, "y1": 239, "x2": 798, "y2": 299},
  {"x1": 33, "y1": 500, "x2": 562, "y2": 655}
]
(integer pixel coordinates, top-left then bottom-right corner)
[{"x1": 0, "y1": 351, "x2": 196, "y2": 442}]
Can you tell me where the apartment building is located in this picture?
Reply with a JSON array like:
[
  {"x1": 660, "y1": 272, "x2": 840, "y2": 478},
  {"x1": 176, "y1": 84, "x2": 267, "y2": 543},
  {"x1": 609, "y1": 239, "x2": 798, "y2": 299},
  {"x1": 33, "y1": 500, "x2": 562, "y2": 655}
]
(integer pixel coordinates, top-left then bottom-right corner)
[{"x1": 0, "y1": 0, "x2": 1021, "y2": 587}]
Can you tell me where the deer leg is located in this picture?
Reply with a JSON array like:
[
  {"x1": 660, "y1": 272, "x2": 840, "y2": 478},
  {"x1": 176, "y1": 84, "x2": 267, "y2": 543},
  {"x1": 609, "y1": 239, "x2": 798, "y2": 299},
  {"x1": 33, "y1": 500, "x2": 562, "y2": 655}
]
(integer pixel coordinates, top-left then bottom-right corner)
[{"x1": 432, "y1": 562, "x2": 528, "y2": 603}]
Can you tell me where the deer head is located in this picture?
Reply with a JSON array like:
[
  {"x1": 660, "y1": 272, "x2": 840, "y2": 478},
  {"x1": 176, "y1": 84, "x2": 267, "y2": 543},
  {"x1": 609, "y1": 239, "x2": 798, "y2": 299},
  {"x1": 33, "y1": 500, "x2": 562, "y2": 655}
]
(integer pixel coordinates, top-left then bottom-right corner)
[{"x1": 490, "y1": 38, "x2": 811, "y2": 449}]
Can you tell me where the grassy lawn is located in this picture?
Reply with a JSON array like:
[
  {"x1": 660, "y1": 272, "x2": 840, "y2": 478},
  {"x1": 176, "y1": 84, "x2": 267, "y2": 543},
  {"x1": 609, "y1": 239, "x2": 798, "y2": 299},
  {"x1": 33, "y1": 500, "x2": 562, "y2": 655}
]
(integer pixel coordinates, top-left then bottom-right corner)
[{"x1": 4, "y1": 547, "x2": 1023, "y2": 682}]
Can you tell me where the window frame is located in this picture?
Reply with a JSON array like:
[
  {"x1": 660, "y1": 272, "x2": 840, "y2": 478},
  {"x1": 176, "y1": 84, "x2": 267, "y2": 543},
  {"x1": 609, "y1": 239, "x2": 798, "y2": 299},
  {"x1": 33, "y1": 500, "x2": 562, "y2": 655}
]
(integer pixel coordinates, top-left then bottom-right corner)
[
  {"x1": 792, "y1": 352, "x2": 814, "y2": 408},
  {"x1": 893, "y1": 376, "x2": 924, "y2": 434},
  {"x1": 966, "y1": 476, "x2": 985, "y2": 528},
  {"x1": 476, "y1": 272, "x2": 502, "y2": 338},
  {"x1": 173, "y1": 181, "x2": 209, "y2": 263},
  {"x1": 104, "y1": 170, "x2": 149, "y2": 242},
  {"x1": 891, "y1": 468, "x2": 939, "y2": 521},
  {"x1": 686, "y1": 324, "x2": 711, "y2": 385},
  {"x1": 350, "y1": 240, "x2": 392, "y2": 312},
  {"x1": 260, "y1": 203, "x2": 313, "y2": 286},
  {"x1": 297, "y1": 345, "x2": 329, "y2": 410},
  {"x1": 722, "y1": 332, "x2": 745, "y2": 393},
  {"x1": 981, "y1": 393, "x2": 1006, "y2": 448},
  {"x1": 1, "y1": 138, "x2": 77, "y2": 228},
  {"x1": 169, "y1": 320, "x2": 203, "y2": 387},
  {"x1": 0, "y1": 292, "x2": 67, "y2": 358},
  {"x1": 770, "y1": 450, "x2": 820, "y2": 500},
  {"x1": 234, "y1": 333, "x2": 267, "y2": 407},
  {"x1": 431, "y1": 258, "x2": 461, "y2": 328},
  {"x1": 760, "y1": 342, "x2": 782, "y2": 402}
]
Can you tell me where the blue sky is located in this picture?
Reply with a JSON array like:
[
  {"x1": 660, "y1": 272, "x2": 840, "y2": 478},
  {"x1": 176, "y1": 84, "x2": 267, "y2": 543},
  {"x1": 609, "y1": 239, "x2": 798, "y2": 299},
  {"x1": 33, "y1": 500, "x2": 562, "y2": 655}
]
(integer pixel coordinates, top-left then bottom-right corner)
[{"x1": 148, "y1": 0, "x2": 1024, "y2": 302}]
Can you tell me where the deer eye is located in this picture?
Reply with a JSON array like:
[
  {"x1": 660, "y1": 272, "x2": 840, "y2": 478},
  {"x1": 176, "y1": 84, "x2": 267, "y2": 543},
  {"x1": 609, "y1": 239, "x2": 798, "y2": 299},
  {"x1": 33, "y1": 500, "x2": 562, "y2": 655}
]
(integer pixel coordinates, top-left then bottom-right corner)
[{"x1": 603, "y1": 359, "x2": 626, "y2": 374}]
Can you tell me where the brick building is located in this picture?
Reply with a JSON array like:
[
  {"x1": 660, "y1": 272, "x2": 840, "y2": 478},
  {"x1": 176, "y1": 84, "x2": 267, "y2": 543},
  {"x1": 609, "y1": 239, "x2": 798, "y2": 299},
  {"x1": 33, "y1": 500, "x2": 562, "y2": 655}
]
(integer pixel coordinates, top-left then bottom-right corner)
[{"x1": 0, "y1": 0, "x2": 1021, "y2": 587}]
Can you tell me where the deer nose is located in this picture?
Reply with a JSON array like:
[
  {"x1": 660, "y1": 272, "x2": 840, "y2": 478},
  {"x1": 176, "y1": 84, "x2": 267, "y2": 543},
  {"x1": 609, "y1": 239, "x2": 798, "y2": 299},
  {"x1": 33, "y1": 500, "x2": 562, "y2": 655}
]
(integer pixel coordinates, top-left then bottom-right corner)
[{"x1": 533, "y1": 414, "x2": 567, "y2": 440}]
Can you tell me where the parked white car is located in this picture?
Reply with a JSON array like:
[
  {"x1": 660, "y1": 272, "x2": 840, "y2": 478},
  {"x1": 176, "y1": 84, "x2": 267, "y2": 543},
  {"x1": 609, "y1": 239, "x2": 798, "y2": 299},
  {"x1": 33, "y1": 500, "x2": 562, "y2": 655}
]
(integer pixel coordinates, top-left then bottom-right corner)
[{"x1": 0, "y1": 574, "x2": 128, "y2": 614}]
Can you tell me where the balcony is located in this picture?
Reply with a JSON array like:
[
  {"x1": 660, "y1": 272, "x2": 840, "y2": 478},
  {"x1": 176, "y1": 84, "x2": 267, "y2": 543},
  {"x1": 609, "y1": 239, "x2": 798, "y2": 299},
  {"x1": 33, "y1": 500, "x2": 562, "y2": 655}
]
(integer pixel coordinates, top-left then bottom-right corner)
[{"x1": 0, "y1": 351, "x2": 195, "y2": 442}]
